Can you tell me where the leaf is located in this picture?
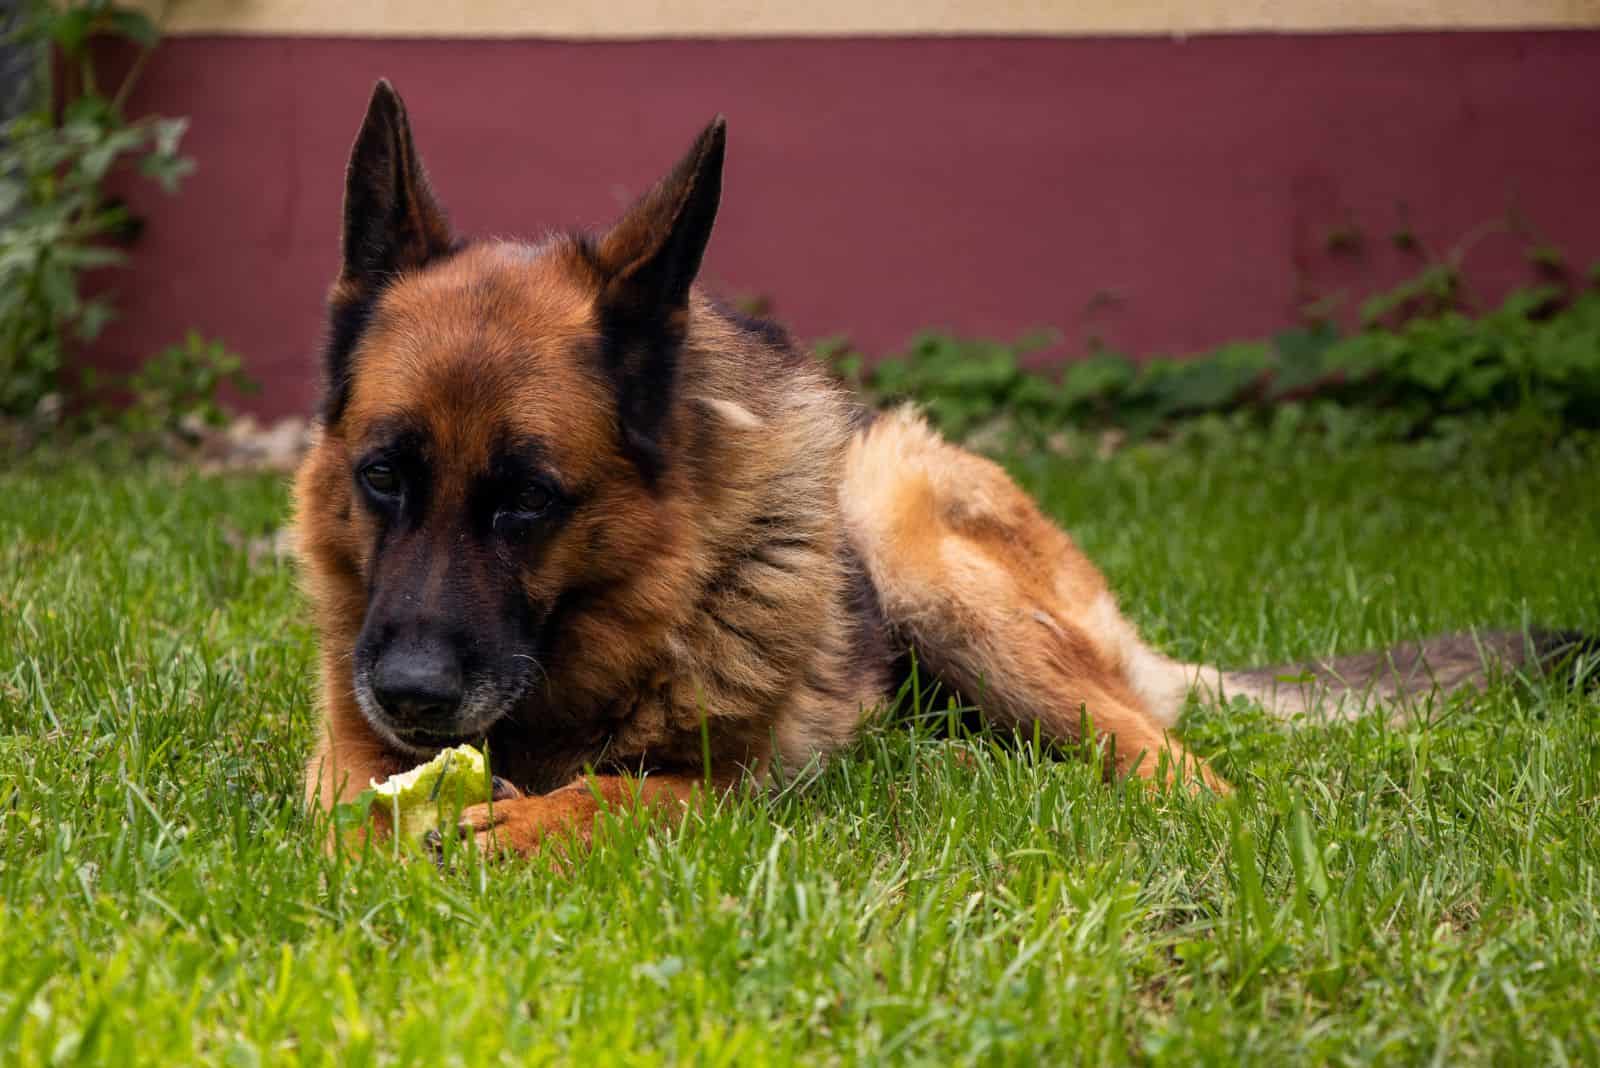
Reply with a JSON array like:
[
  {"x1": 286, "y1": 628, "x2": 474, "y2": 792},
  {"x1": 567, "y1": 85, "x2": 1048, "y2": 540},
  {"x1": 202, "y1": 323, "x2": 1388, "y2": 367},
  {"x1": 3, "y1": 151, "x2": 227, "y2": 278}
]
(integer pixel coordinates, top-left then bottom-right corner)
[
  {"x1": 1008, "y1": 372, "x2": 1063, "y2": 416},
  {"x1": 150, "y1": 117, "x2": 189, "y2": 158},
  {"x1": 53, "y1": 244, "x2": 124, "y2": 269},
  {"x1": 1496, "y1": 284, "x2": 1563, "y2": 322},
  {"x1": 1059, "y1": 352, "x2": 1135, "y2": 409},
  {"x1": 1228, "y1": 812, "x2": 1274, "y2": 940},
  {"x1": 1288, "y1": 799, "x2": 1331, "y2": 905},
  {"x1": 332, "y1": 788, "x2": 379, "y2": 832},
  {"x1": 47, "y1": 8, "x2": 97, "y2": 56},
  {"x1": 63, "y1": 95, "x2": 114, "y2": 127},
  {"x1": 1268, "y1": 325, "x2": 1339, "y2": 398},
  {"x1": 1143, "y1": 343, "x2": 1268, "y2": 415},
  {"x1": 138, "y1": 151, "x2": 195, "y2": 194},
  {"x1": 107, "y1": 9, "x2": 161, "y2": 47},
  {"x1": 78, "y1": 141, "x2": 123, "y2": 184},
  {"x1": 1525, "y1": 243, "x2": 1566, "y2": 272},
  {"x1": 36, "y1": 255, "x2": 80, "y2": 318},
  {"x1": 75, "y1": 297, "x2": 117, "y2": 341}
]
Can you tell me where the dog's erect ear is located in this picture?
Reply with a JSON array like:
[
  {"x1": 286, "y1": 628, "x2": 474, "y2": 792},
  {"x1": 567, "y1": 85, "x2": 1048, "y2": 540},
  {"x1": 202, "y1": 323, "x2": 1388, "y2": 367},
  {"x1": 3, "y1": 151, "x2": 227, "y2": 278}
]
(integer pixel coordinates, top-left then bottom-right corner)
[
  {"x1": 596, "y1": 116, "x2": 726, "y2": 322},
  {"x1": 339, "y1": 80, "x2": 453, "y2": 293},
  {"x1": 321, "y1": 81, "x2": 452, "y2": 424},
  {"x1": 593, "y1": 117, "x2": 726, "y2": 481}
]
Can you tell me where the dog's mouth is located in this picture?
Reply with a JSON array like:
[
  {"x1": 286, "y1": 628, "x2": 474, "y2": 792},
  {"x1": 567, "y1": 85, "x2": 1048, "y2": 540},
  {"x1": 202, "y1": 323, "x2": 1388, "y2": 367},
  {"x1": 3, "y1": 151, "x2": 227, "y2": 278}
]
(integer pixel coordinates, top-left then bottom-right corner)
[
  {"x1": 386, "y1": 723, "x2": 484, "y2": 754},
  {"x1": 351, "y1": 667, "x2": 527, "y2": 758}
]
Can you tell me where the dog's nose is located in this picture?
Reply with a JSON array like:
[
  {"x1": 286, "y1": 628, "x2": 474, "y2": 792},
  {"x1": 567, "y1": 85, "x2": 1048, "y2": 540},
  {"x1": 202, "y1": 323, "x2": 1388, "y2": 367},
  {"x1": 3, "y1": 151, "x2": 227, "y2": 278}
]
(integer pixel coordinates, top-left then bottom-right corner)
[{"x1": 371, "y1": 640, "x2": 464, "y2": 721}]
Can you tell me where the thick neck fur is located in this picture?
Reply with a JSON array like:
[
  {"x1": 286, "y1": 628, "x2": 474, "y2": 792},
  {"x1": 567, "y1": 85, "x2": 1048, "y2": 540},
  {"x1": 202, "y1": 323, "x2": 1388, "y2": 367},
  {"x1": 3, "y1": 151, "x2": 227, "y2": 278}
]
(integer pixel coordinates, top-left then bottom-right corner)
[
  {"x1": 296, "y1": 272, "x2": 868, "y2": 794},
  {"x1": 495, "y1": 300, "x2": 862, "y2": 788}
]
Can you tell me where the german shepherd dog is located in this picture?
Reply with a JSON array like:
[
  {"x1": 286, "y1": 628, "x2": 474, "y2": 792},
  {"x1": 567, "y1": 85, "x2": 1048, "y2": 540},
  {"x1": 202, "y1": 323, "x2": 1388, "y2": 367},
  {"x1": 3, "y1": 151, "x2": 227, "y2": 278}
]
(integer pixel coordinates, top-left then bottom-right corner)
[{"x1": 297, "y1": 83, "x2": 1591, "y2": 854}]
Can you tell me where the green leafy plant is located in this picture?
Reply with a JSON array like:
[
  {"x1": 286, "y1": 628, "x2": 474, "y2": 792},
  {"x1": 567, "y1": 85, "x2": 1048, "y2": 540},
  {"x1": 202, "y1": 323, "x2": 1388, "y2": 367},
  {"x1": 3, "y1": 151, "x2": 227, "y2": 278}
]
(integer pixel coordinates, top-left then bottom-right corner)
[
  {"x1": 823, "y1": 330, "x2": 1062, "y2": 441},
  {"x1": 110, "y1": 330, "x2": 257, "y2": 439},
  {"x1": 1320, "y1": 282, "x2": 1600, "y2": 430},
  {"x1": 0, "y1": 0, "x2": 191, "y2": 419},
  {"x1": 832, "y1": 264, "x2": 1600, "y2": 447}
]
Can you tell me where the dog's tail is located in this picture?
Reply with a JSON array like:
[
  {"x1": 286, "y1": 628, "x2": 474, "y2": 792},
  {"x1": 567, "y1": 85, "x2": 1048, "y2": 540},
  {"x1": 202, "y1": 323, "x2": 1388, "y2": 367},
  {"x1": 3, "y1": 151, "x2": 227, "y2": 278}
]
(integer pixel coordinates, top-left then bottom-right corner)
[{"x1": 1184, "y1": 629, "x2": 1598, "y2": 721}]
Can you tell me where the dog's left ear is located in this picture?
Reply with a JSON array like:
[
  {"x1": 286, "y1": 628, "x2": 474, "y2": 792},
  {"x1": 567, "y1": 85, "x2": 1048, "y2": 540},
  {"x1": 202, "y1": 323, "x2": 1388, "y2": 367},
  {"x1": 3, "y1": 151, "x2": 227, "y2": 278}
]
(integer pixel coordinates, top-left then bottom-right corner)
[
  {"x1": 597, "y1": 117, "x2": 726, "y2": 325},
  {"x1": 340, "y1": 80, "x2": 454, "y2": 293},
  {"x1": 593, "y1": 117, "x2": 726, "y2": 481},
  {"x1": 321, "y1": 81, "x2": 454, "y2": 424}
]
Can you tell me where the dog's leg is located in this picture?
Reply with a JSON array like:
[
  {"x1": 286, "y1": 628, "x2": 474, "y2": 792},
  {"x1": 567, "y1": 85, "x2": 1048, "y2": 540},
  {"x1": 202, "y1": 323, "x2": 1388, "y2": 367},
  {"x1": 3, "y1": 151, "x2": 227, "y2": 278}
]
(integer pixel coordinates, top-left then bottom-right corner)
[
  {"x1": 841, "y1": 408, "x2": 1225, "y2": 793},
  {"x1": 457, "y1": 772, "x2": 719, "y2": 856},
  {"x1": 303, "y1": 709, "x2": 420, "y2": 851}
]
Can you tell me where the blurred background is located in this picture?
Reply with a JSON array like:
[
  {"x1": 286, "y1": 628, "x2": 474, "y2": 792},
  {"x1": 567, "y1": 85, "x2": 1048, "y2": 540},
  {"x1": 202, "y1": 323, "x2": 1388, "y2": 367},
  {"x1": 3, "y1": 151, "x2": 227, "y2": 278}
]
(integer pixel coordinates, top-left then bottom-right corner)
[
  {"x1": 2, "y1": 1, "x2": 1598, "y2": 442},
  {"x1": 9, "y1": 11, "x2": 1600, "y2": 1062}
]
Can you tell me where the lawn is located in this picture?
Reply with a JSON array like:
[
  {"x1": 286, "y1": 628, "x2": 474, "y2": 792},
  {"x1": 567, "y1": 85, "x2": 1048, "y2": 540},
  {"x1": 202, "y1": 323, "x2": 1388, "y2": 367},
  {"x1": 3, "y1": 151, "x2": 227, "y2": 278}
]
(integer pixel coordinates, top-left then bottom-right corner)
[{"x1": 2, "y1": 424, "x2": 1598, "y2": 1066}]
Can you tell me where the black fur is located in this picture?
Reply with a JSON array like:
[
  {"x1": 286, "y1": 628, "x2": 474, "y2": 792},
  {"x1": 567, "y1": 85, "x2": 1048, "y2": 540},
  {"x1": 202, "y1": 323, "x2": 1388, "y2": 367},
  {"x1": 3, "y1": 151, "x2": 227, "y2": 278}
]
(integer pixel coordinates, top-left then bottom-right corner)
[
  {"x1": 340, "y1": 81, "x2": 452, "y2": 286},
  {"x1": 597, "y1": 310, "x2": 679, "y2": 486},
  {"x1": 321, "y1": 239, "x2": 469, "y2": 425},
  {"x1": 840, "y1": 538, "x2": 895, "y2": 707},
  {"x1": 593, "y1": 119, "x2": 726, "y2": 486},
  {"x1": 708, "y1": 294, "x2": 794, "y2": 352},
  {"x1": 321, "y1": 293, "x2": 374, "y2": 424},
  {"x1": 323, "y1": 80, "x2": 455, "y2": 425}
]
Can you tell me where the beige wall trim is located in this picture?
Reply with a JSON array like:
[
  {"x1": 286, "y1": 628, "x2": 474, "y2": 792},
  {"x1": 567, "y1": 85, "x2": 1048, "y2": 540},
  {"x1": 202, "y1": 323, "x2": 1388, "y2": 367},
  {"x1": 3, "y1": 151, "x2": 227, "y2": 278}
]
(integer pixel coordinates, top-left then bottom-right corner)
[{"x1": 136, "y1": 1, "x2": 1600, "y2": 38}]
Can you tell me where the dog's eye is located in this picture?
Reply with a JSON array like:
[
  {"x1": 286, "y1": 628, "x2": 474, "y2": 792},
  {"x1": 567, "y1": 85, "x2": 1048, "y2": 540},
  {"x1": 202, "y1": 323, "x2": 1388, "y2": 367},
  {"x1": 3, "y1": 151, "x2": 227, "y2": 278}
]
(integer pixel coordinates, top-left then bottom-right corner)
[
  {"x1": 513, "y1": 485, "x2": 553, "y2": 516},
  {"x1": 362, "y1": 463, "x2": 401, "y2": 497},
  {"x1": 494, "y1": 485, "x2": 554, "y2": 532}
]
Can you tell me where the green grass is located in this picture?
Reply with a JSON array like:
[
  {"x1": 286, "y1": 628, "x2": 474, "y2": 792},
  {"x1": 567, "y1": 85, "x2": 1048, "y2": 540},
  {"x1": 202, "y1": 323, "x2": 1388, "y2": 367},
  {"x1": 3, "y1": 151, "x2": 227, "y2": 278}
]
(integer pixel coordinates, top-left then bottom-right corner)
[{"x1": 2, "y1": 426, "x2": 1598, "y2": 1066}]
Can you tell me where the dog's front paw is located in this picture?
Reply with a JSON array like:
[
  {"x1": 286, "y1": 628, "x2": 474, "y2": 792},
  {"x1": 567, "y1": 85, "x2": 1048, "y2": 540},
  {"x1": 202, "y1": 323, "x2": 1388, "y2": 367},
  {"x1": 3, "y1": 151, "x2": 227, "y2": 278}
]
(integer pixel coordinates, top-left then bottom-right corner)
[
  {"x1": 458, "y1": 796, "x2": 530, "y2": 856},
  {"x1": 456, "y1": 789, "x2": 595, "y2": 858}
]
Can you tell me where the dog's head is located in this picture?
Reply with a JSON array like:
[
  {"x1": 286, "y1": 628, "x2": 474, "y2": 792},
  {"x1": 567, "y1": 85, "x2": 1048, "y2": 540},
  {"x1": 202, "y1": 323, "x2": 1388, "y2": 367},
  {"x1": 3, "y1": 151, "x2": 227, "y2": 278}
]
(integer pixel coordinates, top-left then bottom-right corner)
[{"x1": 299, "y1": 82, "x2": 728, "y2": 756}]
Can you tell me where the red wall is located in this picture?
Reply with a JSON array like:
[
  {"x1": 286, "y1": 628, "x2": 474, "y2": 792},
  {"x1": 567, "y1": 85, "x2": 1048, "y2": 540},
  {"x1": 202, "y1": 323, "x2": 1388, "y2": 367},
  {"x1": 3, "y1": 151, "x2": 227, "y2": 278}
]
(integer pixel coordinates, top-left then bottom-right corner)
[{"x1": 98, "y1": 32, "x2": 1600, "y2": 417}]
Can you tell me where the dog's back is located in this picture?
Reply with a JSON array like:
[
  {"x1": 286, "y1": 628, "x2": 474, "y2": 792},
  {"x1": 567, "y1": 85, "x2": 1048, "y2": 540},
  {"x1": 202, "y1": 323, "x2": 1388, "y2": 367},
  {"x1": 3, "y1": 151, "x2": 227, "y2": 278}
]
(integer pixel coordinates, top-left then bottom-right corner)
[{"x1": 299, "y1": 84, "x2": 1592, "y2": 853}]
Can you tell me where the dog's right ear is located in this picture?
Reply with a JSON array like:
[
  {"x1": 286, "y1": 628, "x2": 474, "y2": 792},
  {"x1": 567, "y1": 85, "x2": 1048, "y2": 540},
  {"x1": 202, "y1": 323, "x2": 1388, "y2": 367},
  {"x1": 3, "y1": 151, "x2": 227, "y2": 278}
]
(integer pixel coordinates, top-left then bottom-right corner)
[
  {"x1": 339, "y1": 80, "x2": 453, "y2": 290},
  {"x1": 322, "y1": 81, "x2": 452, "y2": 423}
]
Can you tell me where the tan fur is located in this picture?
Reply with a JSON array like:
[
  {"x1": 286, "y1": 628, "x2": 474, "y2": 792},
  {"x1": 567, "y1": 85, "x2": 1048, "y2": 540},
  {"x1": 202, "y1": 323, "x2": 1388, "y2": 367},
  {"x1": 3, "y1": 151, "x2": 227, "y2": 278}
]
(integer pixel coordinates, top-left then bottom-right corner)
[
  {"x1": 297, "y1": 96, "x2": 1240, "y2": 853},
  {"x1": 298, "y1": 245, "x2": 880, "y2": 813},
  {"x1": 302, "y1": 88, "x2": 1585, "y2": 855},
  {"x1": 839, "y1": 409, "x2": 1225, "y2": 791},
  {"x1": 298, "y1": 251, "x2": 1228, "y2": 849}
]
